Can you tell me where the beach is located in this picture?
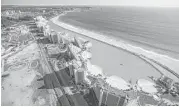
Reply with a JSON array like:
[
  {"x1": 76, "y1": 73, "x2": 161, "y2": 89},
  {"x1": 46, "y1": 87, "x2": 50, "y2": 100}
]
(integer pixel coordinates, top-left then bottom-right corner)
[
  {"x1": 60, "y1": 7, "x2": 179, "y2": 59},
  {"x1": 2, "y1": 4, "x2": 179, "y2": 106},
  {"x1": 48, "y1": 18, "x2": 162, "y2": 83},
  {"x1": 49, "y1": 15, "x2": 179, "y2": 81}
]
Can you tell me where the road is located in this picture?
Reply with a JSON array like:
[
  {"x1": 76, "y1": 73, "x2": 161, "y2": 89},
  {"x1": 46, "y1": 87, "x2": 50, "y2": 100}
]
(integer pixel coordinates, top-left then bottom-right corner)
[
  {"x1": 37, "y1": 41, "x2": 88, "y2": 105},
  {"x1": 28, "y1": 20, "x2": 83, "y2": 105},
  {"x1": 37, "y1": 42, "x2": 72, "y2": 106},
  {"x1": 37, "y1": 38, "x2": 90, "y2": 105}
]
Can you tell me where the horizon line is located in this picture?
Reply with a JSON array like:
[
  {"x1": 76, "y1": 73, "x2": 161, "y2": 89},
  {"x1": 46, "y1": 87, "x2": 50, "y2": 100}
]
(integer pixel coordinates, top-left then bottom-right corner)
[{"x1": 2, "y1": 4, "x2": 179, "y2": 8}]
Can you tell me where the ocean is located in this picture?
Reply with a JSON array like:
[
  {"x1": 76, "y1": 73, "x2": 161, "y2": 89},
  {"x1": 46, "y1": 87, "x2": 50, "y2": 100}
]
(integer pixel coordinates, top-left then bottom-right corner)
[{"x1": 59, "y1": 6, "x2": 179, "y2": 59}]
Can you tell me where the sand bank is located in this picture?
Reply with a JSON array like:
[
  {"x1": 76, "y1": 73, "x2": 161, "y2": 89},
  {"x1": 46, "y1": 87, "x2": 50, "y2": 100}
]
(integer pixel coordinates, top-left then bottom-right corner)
[{"x1": 50, "y1": 16, "x2": 179, "y2": 78}]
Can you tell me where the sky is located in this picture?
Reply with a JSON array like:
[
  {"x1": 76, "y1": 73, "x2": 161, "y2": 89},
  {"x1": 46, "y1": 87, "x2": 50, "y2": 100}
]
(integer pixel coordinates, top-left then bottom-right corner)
[{"x1": 2, "y1": 0, "x2": 179, "y2": 7}]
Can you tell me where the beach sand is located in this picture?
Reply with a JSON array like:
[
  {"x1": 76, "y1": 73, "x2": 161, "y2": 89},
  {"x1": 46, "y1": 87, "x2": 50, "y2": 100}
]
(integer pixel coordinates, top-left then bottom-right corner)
[
  {"x1": 48, "y1": 20, "x2": 164, "y2": 83},
  {"x1": 49, "y1": 15, "x2": 179, "y2": 81}
]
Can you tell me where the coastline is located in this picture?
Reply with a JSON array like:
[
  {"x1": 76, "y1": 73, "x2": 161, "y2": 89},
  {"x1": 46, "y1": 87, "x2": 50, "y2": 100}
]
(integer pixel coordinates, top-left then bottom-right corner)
[
  {"x1": 48, "y1": 20, "x2": 163, "y2": 83},
  {"x1": 60, "y1": 8, "x2": 179, "y2": 59},
  {"x1": 51, "y1": 15, "x2": 179, "y2": 75}
]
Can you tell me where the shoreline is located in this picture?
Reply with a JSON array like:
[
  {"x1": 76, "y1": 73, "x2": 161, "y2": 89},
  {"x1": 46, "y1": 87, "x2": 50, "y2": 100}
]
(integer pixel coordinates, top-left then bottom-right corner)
[
  {"x1": 48, "y1": 20, "x2": 163, "y2": 83},
  {"x1": 51, "y1": 15, "x2": 179, "y2": 76},
  {"x1": 59, "y1": 10, "x2": 179, "y2": 59},
  {"x1": 58, "y1": 10, "x2": 179, "y2": 61}
]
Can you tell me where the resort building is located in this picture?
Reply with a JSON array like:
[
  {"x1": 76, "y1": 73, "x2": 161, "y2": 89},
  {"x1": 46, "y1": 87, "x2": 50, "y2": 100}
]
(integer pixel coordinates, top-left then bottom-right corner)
[
  {"x1": 74, "y1": 68, "x2": 85, "y2": 84},
  {"x1": 88, "y1": 76, "x2": 130, "y2": 106},
  {"x1": 49, "y1": 31, "x2": 58, "y2": 44},
  {"x1": 159, "y1": 75, "x2": 173, "y2": 89},
  {"x1": 98, "y1": 89, "x2": 127, "y2": 106}
]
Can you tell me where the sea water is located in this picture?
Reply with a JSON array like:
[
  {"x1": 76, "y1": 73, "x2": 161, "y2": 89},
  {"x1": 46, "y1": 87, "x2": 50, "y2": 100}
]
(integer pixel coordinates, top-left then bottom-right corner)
[{"x1": 60, "y1": 6, "x2": 179, "y2": 59}]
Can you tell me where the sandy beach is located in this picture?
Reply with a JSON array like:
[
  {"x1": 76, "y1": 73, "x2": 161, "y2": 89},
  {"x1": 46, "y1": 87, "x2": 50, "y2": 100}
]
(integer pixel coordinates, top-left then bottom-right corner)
[
  {"x1": 48, "y1": 19, "x2": 162, "y2": 83},
  {"x1": 49, "y1": 15, "x2": 179, "y2": 81}
]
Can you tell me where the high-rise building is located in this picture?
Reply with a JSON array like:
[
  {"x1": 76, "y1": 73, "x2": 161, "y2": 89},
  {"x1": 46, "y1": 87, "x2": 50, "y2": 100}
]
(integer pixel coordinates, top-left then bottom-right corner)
[
  {"x1": 92, "y1": 86, "x2": 101, "y2": 103},
  {"x1": 73, "y1": 37, "x2": 83, "y2": 48},
  {"x1": 98, "y1": 89, "x2": 127, "y2": 106},
  {"x1": 51, "y1": 31, "x2": 58, "y2": 44},
  {"x1": 69, "y1": 64, "x2": 74, "y2": 78},
  {"x1": 57, "y1": 33, "x2": 64, "y2": 44},
  {"x1": 92, "y1": 82, "x2": 127, "y2": 106},
  {"x1": 74, "y1": 68, "x2": 85, "y2": 84}
]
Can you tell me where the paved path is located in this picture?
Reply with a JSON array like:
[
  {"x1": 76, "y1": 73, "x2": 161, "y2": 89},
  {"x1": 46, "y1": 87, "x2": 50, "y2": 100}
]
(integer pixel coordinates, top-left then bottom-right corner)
[
  {"x1": 37, "y1": 42, "x2": 84, "y2": 106},
  {"x1": 37, "y1": 42, "x2": 71, "y2": 105}
]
